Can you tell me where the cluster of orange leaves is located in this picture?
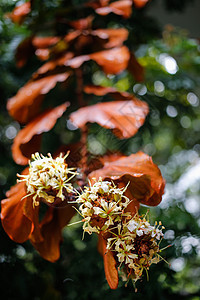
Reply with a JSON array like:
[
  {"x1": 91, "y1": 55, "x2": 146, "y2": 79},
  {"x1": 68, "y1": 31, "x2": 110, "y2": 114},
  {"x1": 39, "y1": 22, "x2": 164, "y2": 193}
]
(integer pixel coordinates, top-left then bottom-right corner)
[{"x1": 1, "y1": 0, "x2": 166, "y2": 290}]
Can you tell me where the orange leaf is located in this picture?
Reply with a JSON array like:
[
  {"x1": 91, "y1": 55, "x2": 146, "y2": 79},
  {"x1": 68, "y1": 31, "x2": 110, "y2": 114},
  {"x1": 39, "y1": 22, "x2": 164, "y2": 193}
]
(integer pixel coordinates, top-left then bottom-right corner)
[
  {"x1": 70, "y1": 99, "x2": 149, "y2": 139},
  {"x1": 7, "y1": 73, "x2": 70, "y2": 124},
  {"x1": 32, "y1": 36, "x2": 60, "y2": 49},
  {"x1": 1, "y1": 184, "x2": 33, "y2": 243},
  {"x1": 35, "y1": 52, "x2": 74, "y2": 76},
  {"x1": 84, "y1": 85, "x2": 133, "y2": 99},
  {"x1": 90, "y1": 46, "x2": 130, "y2": 74},
  {"x1": 12, "y1": 102, "x2": 69, "y2": 165},
  {"x1": 96, "y1": 0, "x2": 132, "y2": 18},
  {"x1": 133, "y1": 0, "x2": 149, "y2": 9},
  {"x1": 30, "y1": 204, "x2": 75, "y2": 262},
  {"x1": 89, "y1": 152, "x2": 165, "y2": 207},
  {"x1": 86, "y1": 0, "x2": 110, "y2": 9},
  {"x1": 93, "y1": 28, "x2": 128, "y2": 48},
  {"x1": 69, "y1": 16, "x2": 94, "y2": 30},
  {"x1": 66, "y1": 46, "x2": 130, "y2": 75},
  {"x1": 8, "y1": 1, "x2": 31, "y2": 25},
  {"x1": 100, "y1": 235, "x2": 119, "y2": 289}
]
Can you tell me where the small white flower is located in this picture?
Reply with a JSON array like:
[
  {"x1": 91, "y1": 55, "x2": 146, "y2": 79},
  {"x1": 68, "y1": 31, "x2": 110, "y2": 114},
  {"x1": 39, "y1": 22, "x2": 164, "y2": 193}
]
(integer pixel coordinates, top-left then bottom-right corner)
[
  {"x1": 136, "y1": 229, "x2": 144, "y2": 236},
  {"x1": 127, "y1": 220, "x2": 138, "y2": 232}
]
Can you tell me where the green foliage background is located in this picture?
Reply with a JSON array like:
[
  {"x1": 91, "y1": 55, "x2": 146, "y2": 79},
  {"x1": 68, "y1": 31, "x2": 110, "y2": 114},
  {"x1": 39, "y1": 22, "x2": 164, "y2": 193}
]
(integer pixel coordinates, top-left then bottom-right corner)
[{"x1": 0, "y1": 0, "x2": 200, "y2": 299}]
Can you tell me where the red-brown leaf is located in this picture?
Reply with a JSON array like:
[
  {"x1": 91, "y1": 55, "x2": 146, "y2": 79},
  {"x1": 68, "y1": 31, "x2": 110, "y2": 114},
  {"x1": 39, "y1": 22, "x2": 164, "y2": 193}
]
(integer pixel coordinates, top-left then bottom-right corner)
[
  {"x1": 86, "y1": 0, "x2": 110, "y2": 9},
  {"x1": 128, "y1": 52, "x2": 144, "y2": 82},
  {"x1": 8, "y1": 1, "x2": 31, "y2": 25},
  {"x1": 100, "y1": 235, "x2": 119, "y2": 289},
  {"x1": 69, "y1": 16, "x2": 94, "y2": 30},
  {"x1": 96, "y1": 0, "x2": 132, "y2": 19},
  {"x1": 7, "y1": 73, "x2": 70, "y2": 124},
  {"x1": 1, "y1": 184, "x2": 33, "y2": 243},
  {"x1": 93, "y1": 28, "x2": 128, "y2": 48},
  {"x1": 66, "y1": 46, "x2": 130, "y2": 75},
  {"x1": 15, "y1": 37, "x2": 35, "y2": 68},
  {"x1": 35, "y1": 52, "x2": 74, "y2": 76},
  {"x1": 89, "y1": 152, "x2": 165, "y2": 207},
  {"x1": 12, "y1": 102, "x2": 69, "y2": 165},
  {"x1": 84, "y1": 85, "x2": 133, "y2": 100},
  {"x1": 32, "y1": 36, "x2": 60, "y2": 49},
  {"x1": 90, "y1": 46, "x2": 130, "y2": 74},
  {"x1": 30, "y1": 204, "x2": 75, "y2": 262},
  {"x1": 70, "y1": 100, "x2": 149, "y2": 139},
  {"x1": 133, "y1": 0, "x2": 149, "y2": 8}
]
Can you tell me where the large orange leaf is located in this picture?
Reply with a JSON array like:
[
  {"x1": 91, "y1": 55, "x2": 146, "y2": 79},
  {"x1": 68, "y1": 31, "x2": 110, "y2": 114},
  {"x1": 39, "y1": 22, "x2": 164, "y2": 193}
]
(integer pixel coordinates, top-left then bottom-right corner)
[
  {"x1": 99, "y1": 235, "x2": 119, "y2": 289},
  {"x1": 7, "y1": 73, "x2": 70, "y2": 124},
  {"x1": 89, "y1": 152, "x2": 165, "y2": 206},
  {"x1": 66, "y1": 46, "x2": 130, "y2": 75},
  {"x1": 90, "y1": 46, "x2": 130, "y2": 74},
  {"x1": 96, "y1": 0, "x2": 132, "y2": 18},
  {"x1": 70, "y1": 100, "x2": 149, "y2": 139},
  {"x1": 1, "y1": 184, "x2": 33, "y2": 243},
  {"x1": 12, "y1": 102, "x2": 69, "y2": 165},
  {"x1": 30, "y1": 204, "x2": 75, "y2": 262}
]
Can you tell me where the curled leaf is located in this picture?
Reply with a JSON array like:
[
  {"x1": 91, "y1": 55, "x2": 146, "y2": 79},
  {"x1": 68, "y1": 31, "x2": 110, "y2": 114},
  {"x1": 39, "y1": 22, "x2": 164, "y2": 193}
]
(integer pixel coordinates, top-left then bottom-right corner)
[
  {"x1": 69, "y1": 16, "x2": 94, "y2": 30},
  {"x1": 133, "y1": 0, "x2": 149, "y2": 9},
  {"x1": 32, "y1": 36, "x2": 60, "y2": 49},
  {"x1": 84, "y1": 85, "x2": 133, "y2": 99},
  {"x1": 15, "y1": 37, "x2": 35, "y2": 68},
  {"x1": 8, "y1": 1, "x2": 31, "y2": 25},
  {"x1": 66, "y1": 46, "x2": 130, "y2": 74},
  {"x1": 12, "y1": 102, "x2": 69, "y2": 165},
  {"x1": 30, "y1": 204, "x2": 75, "y2": 262},
  {"x1": 7, "y1": 73, "x2": 70, "y2": 123},
  {"x1": 90, "y1": 46, "x2": 130, "y2": 74},
  {"x1": 1, "y1": 184, "x2": 33, "y2": 243},
  {"x1": 89, "y1": 152, "x2": 165, "y2": 206},
  {"x1": 93, "y1": 28, "x2": 128, "y2": 48},
  {"x1": 96, "y1": 0, "x2": 132, "y2": 18},
  {"x1": 128, "y1": 52, "x2": 145, "y2": 82},
  {"x1": 70, "y1": 100, "x2": 149, "y2": 139},
  {"x1": 99, "y1": 235, "x2": 119, "y2": 289}
]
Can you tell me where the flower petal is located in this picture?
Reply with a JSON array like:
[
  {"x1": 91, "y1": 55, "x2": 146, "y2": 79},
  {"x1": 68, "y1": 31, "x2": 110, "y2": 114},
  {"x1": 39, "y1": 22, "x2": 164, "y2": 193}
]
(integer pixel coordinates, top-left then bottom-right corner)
[
  {"x1": 89, "y1": 152, "x2": 165, "y2": 206},
  {"x1": 12, "y1": 102, "x2": 69, "y2": 165}
]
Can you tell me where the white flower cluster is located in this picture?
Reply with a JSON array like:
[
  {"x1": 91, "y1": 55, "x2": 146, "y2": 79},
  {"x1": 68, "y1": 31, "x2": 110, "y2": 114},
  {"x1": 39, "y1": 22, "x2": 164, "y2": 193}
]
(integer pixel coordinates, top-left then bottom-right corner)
[
  {"x1": 107, "y1": 214, "x2": 164, "y2": 283},
  {"x1": 76, "y1": 179, "x2": 130, "y2": 234},
  {"x1": 18, "y1": 152, "x2": 77, "y2": 206}
]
